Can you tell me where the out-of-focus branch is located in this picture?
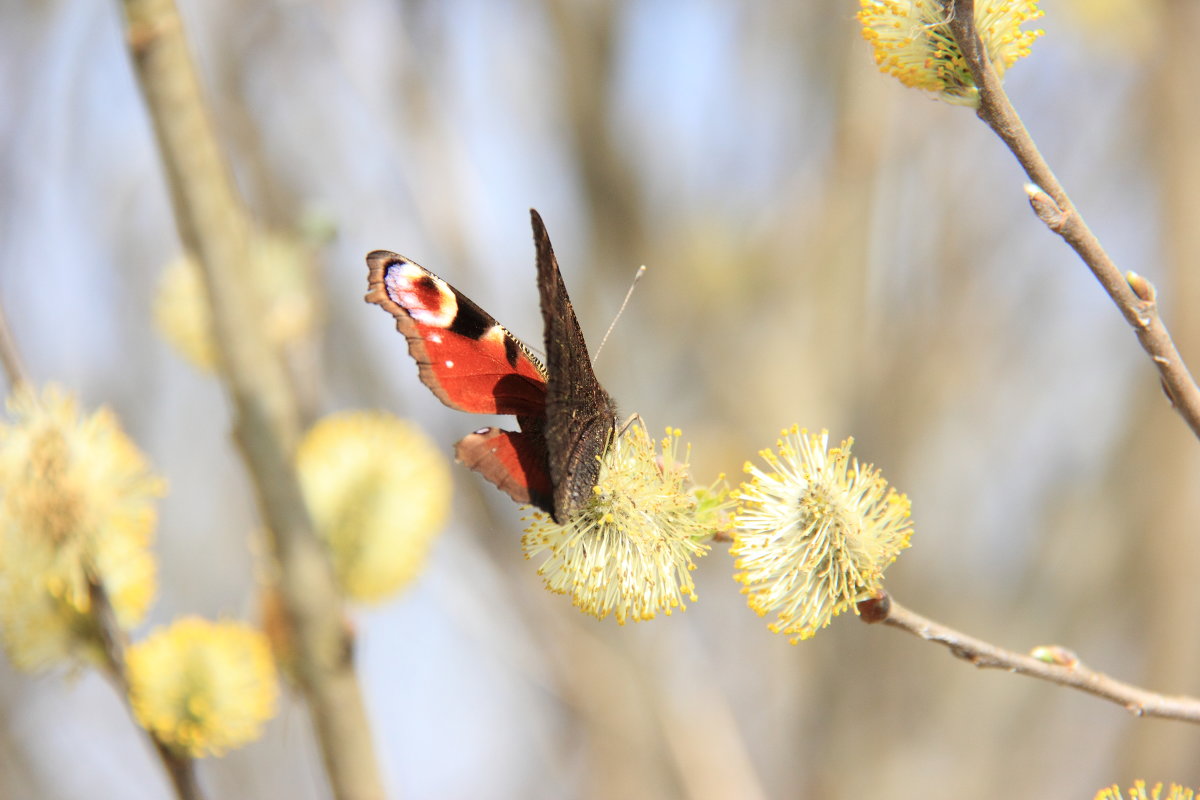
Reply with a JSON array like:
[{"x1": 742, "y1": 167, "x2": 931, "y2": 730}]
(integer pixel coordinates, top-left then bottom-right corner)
[
  {"x1": 0, "y1": 316, "x2": 201, "y2": 798},
  {"x1": 542, "y1": 0, "x2": 646, "y2": 271},
  {"x1": 868, "y1": 597, "x2": 1200, "y2": 724},
  {"x1": 0, "y1": 301, "x2": 29, "y2": 391},
  {"x1": 88, "y1": 578, "x2": 201, "y2": 800},
  {"x1": 947, "y1": 0, "x2": 1200, "y2": 442},
  {"x1": 116, "y1": 2, "x2": 384, "y2": 798}
]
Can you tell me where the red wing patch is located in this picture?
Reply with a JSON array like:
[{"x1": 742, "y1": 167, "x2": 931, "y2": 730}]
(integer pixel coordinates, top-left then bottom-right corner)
[
  {"x1": 366, "y1": 251, "x2": 547, "y2": 417},
  {"x1": 454, "y1": 427, "x2": 553, "y2": 511}
]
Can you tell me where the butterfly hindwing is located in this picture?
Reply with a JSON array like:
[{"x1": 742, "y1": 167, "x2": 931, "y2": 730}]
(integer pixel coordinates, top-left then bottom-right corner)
[
  {"x1": 454, "y1": 426, "x2": 554, "y2": 511},
  {"x1": 532, "y1": 210, "x2": 618, "y2": 523}
]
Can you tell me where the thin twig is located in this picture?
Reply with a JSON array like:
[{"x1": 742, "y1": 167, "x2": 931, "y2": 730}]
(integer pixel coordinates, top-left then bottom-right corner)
[
  {"x1": 88, "y1": 578, "x2": 202, "y2": 800},
  {"x1": 117, "y1": 2, "x2": 385, "y2": 798},
  {"x1": 872, "y1": 597, "x2": 1200, "y2": 724},
  {"x1": 0, "y1": 300, "x2": 29, "y2": 390},
  {"x1": 947, "y1": 0, "x2": 1200, "y2": 442},
  {"x1": 0, "y1": 274, "x2": 202, "y2": 796}
]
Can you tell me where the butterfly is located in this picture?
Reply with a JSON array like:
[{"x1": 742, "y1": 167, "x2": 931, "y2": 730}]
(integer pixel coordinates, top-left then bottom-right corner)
[{"x1": 365, "y1": 209, "x2": 618, "y2": 524}]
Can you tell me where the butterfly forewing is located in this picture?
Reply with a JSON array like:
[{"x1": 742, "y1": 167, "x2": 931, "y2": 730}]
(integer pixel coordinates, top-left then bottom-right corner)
[
  {"x1": 531, "y1": 210, "x2": 618, "y2": 523},
  {"x1": 365, "y1": 251, "x2": 548, "y2": 417}
]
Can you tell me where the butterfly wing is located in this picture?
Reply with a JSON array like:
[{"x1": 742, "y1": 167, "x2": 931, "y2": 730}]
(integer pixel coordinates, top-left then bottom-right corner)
[
  {"x1": 365, "y1": 251, "x2": 548, "y2": 417},
  {"x1": 531, "y1": 210, "x2": 618, "y2": 523},
  {"x1": 454, "y1": 426, "x2": 553, "y2": 511},
  {"x1": 366, "y1": 251, "x2": 555, "y2": 512}
]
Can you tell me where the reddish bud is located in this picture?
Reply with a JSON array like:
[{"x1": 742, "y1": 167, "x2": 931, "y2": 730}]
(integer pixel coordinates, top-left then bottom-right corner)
[{"x1": 857, "y1": 592, "x2": 892, "y2": 624}]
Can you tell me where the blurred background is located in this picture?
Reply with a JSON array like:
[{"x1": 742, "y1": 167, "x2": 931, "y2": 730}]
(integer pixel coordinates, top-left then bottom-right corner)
[{"x1": 2, "y1": 0, "x2": 1199, "y2": 797}]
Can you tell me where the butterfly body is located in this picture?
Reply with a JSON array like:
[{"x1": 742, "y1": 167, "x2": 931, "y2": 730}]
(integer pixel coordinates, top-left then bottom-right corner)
[{"x1": 366, "y1": 210, "x2": 616, "y2": 523}]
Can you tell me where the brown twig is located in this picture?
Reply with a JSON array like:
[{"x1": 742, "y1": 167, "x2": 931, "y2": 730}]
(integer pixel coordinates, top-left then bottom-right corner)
[
  {"x1": 0, "y1": 231, "x2": 202, "y2": 798},
  {"x1": 117, "y1": 2, "x2": 385, "y2": 798},
  {"x1": 0, "y1": 300, "x2": 29, "y2": 390},
  {"x1": 947, "y1": 0, "x2": 1200, "y2": 442},
  {"x1": 871, "y1": 597, "x2": 1200, "y2": 724},
  {"x1": 88, "y1": 578, "x2": 202, "y2": 800},
  {"x1": 0, "y1": 267, "x2": 202, "y2": 797}
]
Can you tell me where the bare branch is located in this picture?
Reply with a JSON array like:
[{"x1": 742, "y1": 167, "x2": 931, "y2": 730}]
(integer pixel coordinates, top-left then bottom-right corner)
[
  {"x1": 88, "y1": 577, "x2": 202, "y2": 800},
  {"x1": 0, "y1": 300, "x2": 29, "y2": 391},
  {"x1": 0, "y1": 267, "x2": 201, "y2": 798},
  {"x1": 871, "y1": 597, "x2": 1200, "y2": 724},
  {"x1": 947, "y1": 0, "x2": 1200, "y2": 442},
  {"x1": 117, "y1": 1, "x2": 385, "y2": 797}
]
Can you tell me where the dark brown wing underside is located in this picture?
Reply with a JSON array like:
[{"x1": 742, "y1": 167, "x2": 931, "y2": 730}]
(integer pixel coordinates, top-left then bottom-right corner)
[{"x1": 531, "y1": 209, "x2": 618, "y2": 523}]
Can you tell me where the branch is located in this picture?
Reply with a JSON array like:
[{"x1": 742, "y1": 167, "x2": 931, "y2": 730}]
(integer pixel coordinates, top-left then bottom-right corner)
[
  {"x1": 0, "y1": 270, "x2": 202, "y2": 799},
  {"x1": 88, "y1": 578, "x2": 202, "y2": 800},
  {"x1": 864, "y1": 596, "x2": 1200, "y2": 724},
  {"x1": 0, "y1": 300, "x2": 29, "y2": 390},
  {"x1": 947, "y1": 0, "x2": 1200, "y2": 442},
  {"x1": 117, "y1": 2, "x2": 385, "y2": 798}
]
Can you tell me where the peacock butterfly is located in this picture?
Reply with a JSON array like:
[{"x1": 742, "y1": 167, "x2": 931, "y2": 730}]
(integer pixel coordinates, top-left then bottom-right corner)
[{"x1": 365, "y1": 209, "x2": 618, "y2": 524}]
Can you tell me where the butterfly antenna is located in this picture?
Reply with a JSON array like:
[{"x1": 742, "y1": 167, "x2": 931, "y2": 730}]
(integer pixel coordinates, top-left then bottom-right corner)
[{"x1": 593, "y1": 265, "x2": 646, "y2": 364}]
